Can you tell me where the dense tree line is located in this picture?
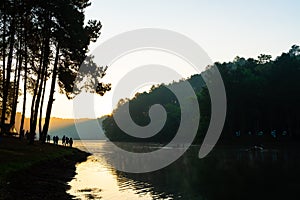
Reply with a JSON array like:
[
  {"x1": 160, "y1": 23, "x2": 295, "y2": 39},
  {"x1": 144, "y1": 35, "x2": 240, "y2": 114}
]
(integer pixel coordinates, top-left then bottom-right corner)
[
  {"x1": 0, "y1": 0, "x2": 110, "y2": 143},
  {"x1": 103, "y1": 45, "x2": 300, "y2": 145}
]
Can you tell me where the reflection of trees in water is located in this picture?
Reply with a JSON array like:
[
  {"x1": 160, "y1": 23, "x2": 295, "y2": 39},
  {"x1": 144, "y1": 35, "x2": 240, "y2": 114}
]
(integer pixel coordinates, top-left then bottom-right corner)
[
  {"x1": 77, "y1": 188, "x2": 102, "y2": 200},
  {"x1": 102, "y1": 146, "x2": 300, "y2": 200},
  {"x1": 115, "y1": 168, "x2": 189, "y2": 199}
]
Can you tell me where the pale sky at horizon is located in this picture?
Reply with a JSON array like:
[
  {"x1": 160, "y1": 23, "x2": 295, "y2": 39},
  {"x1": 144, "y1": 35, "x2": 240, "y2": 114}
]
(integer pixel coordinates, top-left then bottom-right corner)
[{"x1": 17, "y1": 0, "x2": 300, "y2": 119}]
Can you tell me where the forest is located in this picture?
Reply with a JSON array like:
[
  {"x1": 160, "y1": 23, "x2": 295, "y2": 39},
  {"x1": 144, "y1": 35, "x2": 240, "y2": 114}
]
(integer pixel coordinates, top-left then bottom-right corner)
[
  {"x1": 0, "y1": 0, "x2": 110, "y2": 143},
  {"x1": 102, "y1": 45, "x2": 300, "y2": 145}
]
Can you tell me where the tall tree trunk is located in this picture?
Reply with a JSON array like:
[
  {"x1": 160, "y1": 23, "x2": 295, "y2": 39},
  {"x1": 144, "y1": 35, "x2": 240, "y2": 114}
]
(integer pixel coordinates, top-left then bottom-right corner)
[
  {"x1": 19, "y1": 0, "x2": 28, "y2": 137},
  {"x1": 20, "y1": 44, "x2": 28, "y2": 138},
  {"x1": 10, "y1": 5, "x2": 24, "y2": 129},
  {"x1": 42, "y1": 44, "x2": 59, "y2": 142},
  {"x1": 29, "y1": 10, "x2": 52, "y2": 143},
  {"x1": 10, "y1": 52, "x2": 20, "y2": 117},
  {"x1": 29, "y1": 57, "x2": 41, "y2": 142},
  {"x1": 30, "y1": 55, "x2": 42, "y2": 126},
  {"x1": 10, "y1": 53, "x2": 22, "y2": 128},
  {"x1": 2, "y1": 1, "x2": 6, "y2": 85},
  {"x1": 30, "y1": 38, "x2": 50, "y2": 142},
  {"x1": 38, "y1": 72, "x2": 47, "y2": 140},
  {"x1": 1, "y1": 1, "x2": 7, "y2": 100},
  {"x1": 29, "y1": 37, "x2": 45, "y2": 142},
  {"x1": 1, "y1": 15, "x2": 16, "y2": 134}
]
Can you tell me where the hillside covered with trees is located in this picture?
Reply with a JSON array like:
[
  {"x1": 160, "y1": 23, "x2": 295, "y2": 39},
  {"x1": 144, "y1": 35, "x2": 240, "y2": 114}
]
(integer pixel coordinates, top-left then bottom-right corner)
[{"x1": 103, "y1": 45, "x2": 300, "y2": 145}]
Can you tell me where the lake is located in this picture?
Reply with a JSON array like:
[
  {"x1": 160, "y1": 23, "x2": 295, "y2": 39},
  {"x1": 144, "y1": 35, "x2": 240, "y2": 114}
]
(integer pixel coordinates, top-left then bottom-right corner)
[{"x1": 68, "y1": 140, "x2": 300, "y2": 200}]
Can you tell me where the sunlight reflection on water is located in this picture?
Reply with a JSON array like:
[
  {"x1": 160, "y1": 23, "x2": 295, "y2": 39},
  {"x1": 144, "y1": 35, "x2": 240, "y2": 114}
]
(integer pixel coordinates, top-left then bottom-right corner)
[{"x1": 68, "y1": 141, "x2": 164, "y2": 200}]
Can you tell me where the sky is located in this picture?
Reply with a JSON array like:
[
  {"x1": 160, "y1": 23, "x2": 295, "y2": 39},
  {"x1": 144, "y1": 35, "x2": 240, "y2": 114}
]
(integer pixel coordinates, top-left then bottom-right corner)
[{"x1": 17, "y1": 0, "x2": 300, "y2": 119}]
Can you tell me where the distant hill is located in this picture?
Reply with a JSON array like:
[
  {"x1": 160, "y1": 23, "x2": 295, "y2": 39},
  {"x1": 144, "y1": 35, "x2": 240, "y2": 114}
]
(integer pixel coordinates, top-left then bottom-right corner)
[
  {"x1": 14, "y1": 112, "x2": 107, "y2": 140},
  {"x1": 48, "y1": 117, "x2": 107, "y2": 140}
]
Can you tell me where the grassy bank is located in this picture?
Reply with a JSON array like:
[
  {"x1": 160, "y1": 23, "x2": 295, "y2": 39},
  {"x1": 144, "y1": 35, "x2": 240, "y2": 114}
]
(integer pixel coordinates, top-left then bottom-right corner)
[{"x1": 0, "y1": 137, "x2": 90, "y2": 200}]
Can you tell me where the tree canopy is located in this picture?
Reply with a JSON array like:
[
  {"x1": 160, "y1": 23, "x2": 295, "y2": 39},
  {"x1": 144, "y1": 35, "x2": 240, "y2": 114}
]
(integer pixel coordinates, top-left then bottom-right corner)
[
  {"x1": 0, "y1": 0, "x2": 110, "y2": 142},
  {"x1": 103, "y1": 45, "x2": 300, "y2": 145}
]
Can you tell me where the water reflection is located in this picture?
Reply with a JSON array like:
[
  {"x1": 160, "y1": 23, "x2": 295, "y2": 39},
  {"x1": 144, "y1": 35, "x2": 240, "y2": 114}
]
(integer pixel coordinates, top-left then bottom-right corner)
[{"x1": 68, "y1": 141, "x2": 300, "y2": 200}]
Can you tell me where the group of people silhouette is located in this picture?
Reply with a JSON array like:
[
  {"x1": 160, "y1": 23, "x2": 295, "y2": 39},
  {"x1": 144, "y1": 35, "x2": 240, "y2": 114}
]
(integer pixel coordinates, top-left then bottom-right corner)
[
  {"x1": 52, "y1": 136, "x2": 60, "y2": 145},
  {"x1": 62, "y1": 135, "x2": 73, "y2": 147},
  {"x1": 46, "y1": 135, "x2": 73, "y2": 147}
]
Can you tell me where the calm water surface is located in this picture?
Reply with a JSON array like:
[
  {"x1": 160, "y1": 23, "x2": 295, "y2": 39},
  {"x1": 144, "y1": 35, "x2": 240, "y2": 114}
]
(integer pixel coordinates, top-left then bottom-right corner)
[
  {"x1": 68, "y1": 140, "x2": 300, "y2": 200},
  {"x1": 68, "y1": 141, "x2": 156, "y2": 200}
]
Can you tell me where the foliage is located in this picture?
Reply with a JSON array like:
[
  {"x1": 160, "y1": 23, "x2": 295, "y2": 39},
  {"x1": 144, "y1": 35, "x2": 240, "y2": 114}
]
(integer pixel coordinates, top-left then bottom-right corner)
[
  {"x1": 0, "y1": 0, "x2": 110, "y2": 138},
  {"x1": 103, "y1": 46, "x2": 300, "y2": 144}
]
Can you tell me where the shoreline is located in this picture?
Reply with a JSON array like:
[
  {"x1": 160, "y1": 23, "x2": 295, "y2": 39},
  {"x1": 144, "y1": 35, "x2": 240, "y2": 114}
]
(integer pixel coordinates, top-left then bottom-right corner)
[
  {"x1": 2, "y1": 138, "x2": 298, "y2": 200},
  {"x1": 0, "y1": 137, "x2": 90, "y2": 200}
]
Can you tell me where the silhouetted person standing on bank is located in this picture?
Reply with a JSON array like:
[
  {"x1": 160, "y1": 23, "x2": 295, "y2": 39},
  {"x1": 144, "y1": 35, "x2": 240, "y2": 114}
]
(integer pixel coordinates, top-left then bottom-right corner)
[
  {"x1": 46, "y1": 135, "x2": 50, "y2": 143},
  {"x1": 62, "y1": 135, "x2": 66, "y2": 146},
  {"x1": 65, "y1": 137, "x2": 69, "y2": 146},
  {"x1": 69, "y1": 138, "x2": 73, "y2": 147}
]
